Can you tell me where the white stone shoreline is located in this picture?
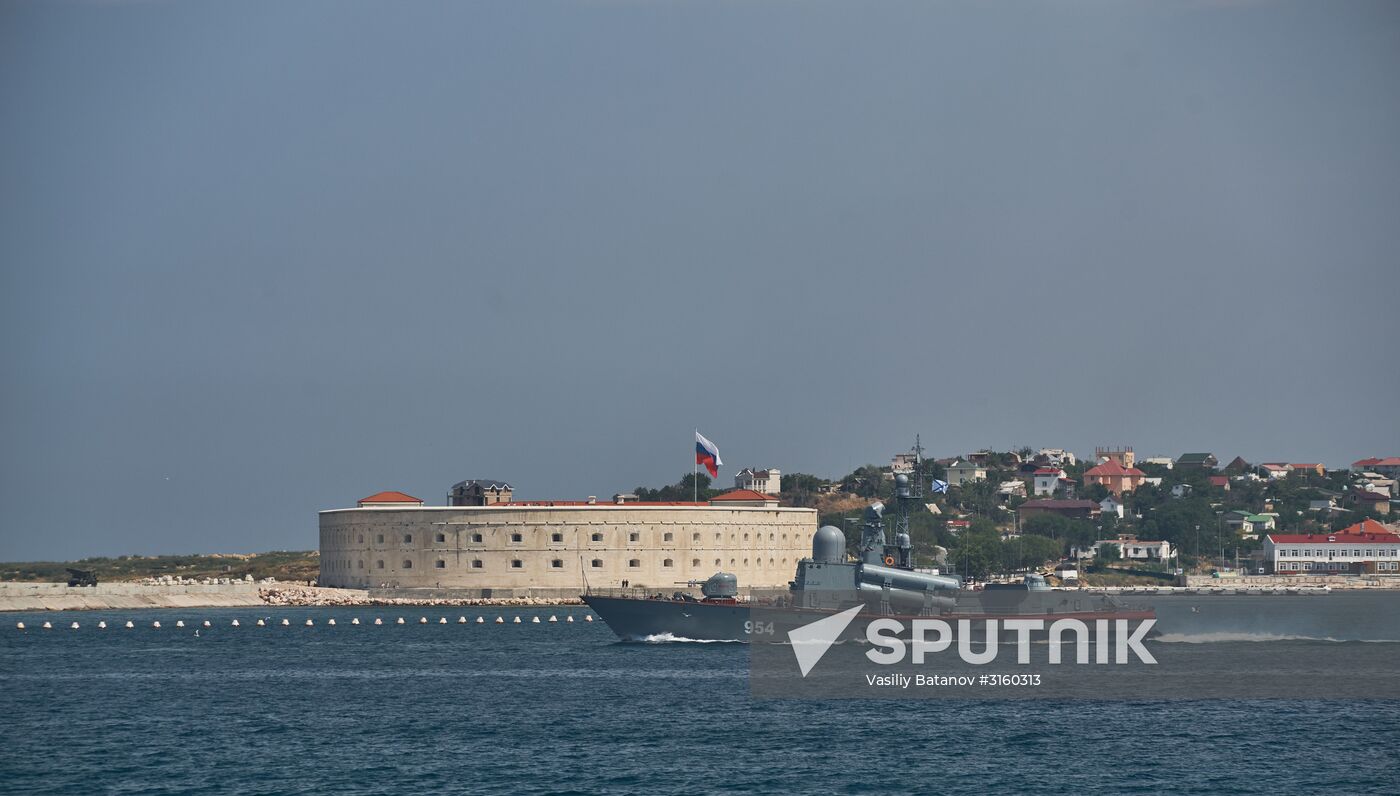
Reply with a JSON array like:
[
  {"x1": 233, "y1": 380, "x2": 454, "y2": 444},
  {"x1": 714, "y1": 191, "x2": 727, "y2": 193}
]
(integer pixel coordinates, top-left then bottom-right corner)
[{"x1": 0, "y1": 582, "x2": 583, "y2": 612}]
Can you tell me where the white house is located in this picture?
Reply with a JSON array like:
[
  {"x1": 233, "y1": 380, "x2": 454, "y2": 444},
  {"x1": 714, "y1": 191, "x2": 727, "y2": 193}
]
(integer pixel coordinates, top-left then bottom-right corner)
[
  {"x1": 997, "y1": 480, "x2": 1026, "y2": 499},
  {"x1": 1140, "y1": 457, "x2": 1175, "y2": 470},
  {"x1": 1260, "y1": 463, "x2": 1291, "y2": 480},
  {"x1": 1100, "y1": 496, "x2": 1124, "y2": 519},
  {"x1": 945, "y1": 460, "x2": 988, "y2": 488},
  {"x1": 734, "y1": 468, "x2": 781, "y2": 494},
  {"x1": 1033, "y1": 468, "x2": 1065, "y2": 497},
  {"x1": 1264, "y1": 522, "x2": 1400, "y2": 574},
  {"x1": 1171, "y1": 484, "x2": 1193, "y2": 498},
  {"x1": 1092, "y1": 536, "x2": 1173, "y2": 562}
]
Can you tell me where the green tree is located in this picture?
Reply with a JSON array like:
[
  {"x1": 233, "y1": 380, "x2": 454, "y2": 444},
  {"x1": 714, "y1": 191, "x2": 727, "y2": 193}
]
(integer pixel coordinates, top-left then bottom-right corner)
[{"x1": 1098, "y1": 542, "x2": 1121, "y2": 563}]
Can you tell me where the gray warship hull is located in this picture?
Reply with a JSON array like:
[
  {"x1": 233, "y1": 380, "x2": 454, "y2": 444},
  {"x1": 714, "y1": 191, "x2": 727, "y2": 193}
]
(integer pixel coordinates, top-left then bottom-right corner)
[
  {"x1": 1113, "y1": 589, "x2": 1400, "y2": 641},
  {"x1": 582, "y1": 591, "x2": 1154, "y2": 642}
]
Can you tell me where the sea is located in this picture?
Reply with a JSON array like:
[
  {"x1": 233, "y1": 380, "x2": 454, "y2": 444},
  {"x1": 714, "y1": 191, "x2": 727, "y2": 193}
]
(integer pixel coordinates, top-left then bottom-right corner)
[{"x1": 3, "y1": 606, "x2": 1398, "y2": 796}]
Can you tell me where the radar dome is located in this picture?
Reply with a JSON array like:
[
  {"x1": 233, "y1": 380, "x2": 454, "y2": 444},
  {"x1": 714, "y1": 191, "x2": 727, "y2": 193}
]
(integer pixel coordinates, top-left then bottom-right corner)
[
  {"x1": 812, "y1": 525, "x2": 847, "y2": 563},
  {"x1": 895, "y1": 473, "x2": 909, "y2": 486}
]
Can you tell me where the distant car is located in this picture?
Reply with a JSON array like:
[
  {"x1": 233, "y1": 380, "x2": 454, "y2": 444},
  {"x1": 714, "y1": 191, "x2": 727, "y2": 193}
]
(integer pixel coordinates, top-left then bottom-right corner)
[{"x1": 1257, "y1": 567, "x2": 1265, "y2": 575}]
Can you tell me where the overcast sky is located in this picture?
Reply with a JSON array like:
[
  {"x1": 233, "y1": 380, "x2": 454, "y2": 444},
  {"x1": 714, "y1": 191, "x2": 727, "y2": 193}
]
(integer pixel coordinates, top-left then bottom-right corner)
[{"x1": 2, "y1": 1, "x2": 1397, "y2": 560}]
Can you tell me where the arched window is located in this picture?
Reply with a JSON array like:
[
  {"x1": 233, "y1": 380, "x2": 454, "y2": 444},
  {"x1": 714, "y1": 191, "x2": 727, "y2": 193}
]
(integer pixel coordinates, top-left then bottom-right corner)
[
  {"x1": 743, "y1": 533, "x2": 749, "y2": 542},
  {"x1": 743, "y1": 559, "x2": 748, "y2": 566},
  {"x1": 551, "y1": 559, "x2": 563, "y2": 568},
  {"x1": 628, "y1": 559, "x2": 641, "y2": 568},
  {"x1": 402, "y1": 560, "x2": 413, "y2": 569},
  {"x1": 714, "y1": 559, "x2": 721, "y2": 567},
  {"x1": 663, "y1": 559, "x2": 673, "y2": 567},
  {"x1": 729, "y1": 558, "x2": 735, "y2": 566},
  {"x1": 591, "y1": 559, "x2": 603, "y2": 568},
  {"x1": 435, "y1": 560, "x2": 446, "y2": 569}
]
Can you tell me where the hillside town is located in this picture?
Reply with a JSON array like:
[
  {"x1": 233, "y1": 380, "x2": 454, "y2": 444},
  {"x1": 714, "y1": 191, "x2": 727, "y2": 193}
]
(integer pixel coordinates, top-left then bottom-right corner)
[{"x1": 729, "y1": 447, "x2": 1400, "y2": 582}]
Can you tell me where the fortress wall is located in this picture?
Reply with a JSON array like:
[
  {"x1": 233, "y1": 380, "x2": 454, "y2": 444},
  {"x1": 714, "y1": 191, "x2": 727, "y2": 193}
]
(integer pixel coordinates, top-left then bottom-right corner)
[{"x1": 318, "y1": 505, "x2": 817, "y2": 591}]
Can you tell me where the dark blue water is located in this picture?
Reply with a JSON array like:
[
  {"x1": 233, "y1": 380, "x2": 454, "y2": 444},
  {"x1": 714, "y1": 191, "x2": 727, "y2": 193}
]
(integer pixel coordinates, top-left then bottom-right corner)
[{"x1": 3, "y1": 607, "x2": 1398, "y2": 795}]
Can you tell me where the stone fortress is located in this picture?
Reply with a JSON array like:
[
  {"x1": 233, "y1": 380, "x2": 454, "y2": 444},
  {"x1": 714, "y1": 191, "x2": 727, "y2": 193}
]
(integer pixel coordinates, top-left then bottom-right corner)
[{"x1": 318, "y1": 478, "x2": 817, "y2": 598}]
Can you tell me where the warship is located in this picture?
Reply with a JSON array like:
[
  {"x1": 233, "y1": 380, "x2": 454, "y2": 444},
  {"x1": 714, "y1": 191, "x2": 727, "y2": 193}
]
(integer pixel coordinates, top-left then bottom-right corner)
[{"x1": 584, "y1": 470, "x2": 1153, "y2": 642}]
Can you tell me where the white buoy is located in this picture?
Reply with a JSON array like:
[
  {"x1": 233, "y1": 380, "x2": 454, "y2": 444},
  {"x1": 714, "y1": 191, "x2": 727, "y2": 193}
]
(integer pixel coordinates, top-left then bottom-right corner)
[
  {"x1": 566, "y1": 616, "x2": 574, "y2": 623},
  {"x1": 152, "y1": 620, "x2": 161, "y2": 628},
  {"x1": 125, "y1": 620, "x2": 134, "y2": 628},
  {"x1": 438, "y1": 617, "x2": 447, "y2": 624},
  {"x1": 513, "y1": 616, "x2": 522, "y2": 624},
  {"x1": 584, "y1": 615, "x2": 593, "y2": 622},
  {"x1": 42, "y1": 621, "x2": 53, "y2": 629},
  {"x1": 548, "y1": 615, "x2": 558, "y2": 623},
  {"x1": 203, "y1": 620, "x2": 211, "y2": 628},
  {"x1": 16, "y1": 622, "x2": 25, "y2": 630},
  {"x1": 98, "y1": 620, "x2": 107, "y2": 629},
  {"x1": 231, "y1": 619, "x2": 240, "y2": 627},
  {"x1": 419, "y1": 617, "x2": 428, "y2": 625},
  {"x1": 374, "y1": 618, "x2": 383, "y2": 625},
  {"x1": 281, "y1": 618, "x2": 290, "y2": 626},
  {"x1": 305, "y1": 619, "x2": 314, "y2": 626},
  {"x1": 256, "y1": 618, "x2": 266, "y2": 626},
  {"x1": 351, "y1": 617, "x2": 360, "y2": 625},
  {"x1": 396, "y1": 617, "x2": 405, "y2": 625},
  {"x1": 476, "y1": 616, "x2": 485, "y2": 624},
  {"x1": 531, "y1": 616, "x2": 541, "y2": 624},
  {"x1": 495, "y1": 617, "x2": 504, "y2": 624},
  {"x1": 327, "y1": 618, "x2": 336, "y2": 626},
  {"x1": 457, "y1": 616, "x2": 467, "y2": 624},
  {"x1": 176, "y1": 620, "x2": 186, "y2": 628},
  {"x1": 70, "y1": 621, "x2": 80, "y2": 630}
]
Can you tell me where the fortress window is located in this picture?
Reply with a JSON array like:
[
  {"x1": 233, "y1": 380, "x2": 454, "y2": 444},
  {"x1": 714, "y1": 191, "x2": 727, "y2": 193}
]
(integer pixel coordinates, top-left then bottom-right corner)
[
  {"x1": 743, "y1": 559, "x2": 749, "y2": 566},
  {"x1": 472, "y1": 560, "x2": 483, "y2": 569},
  {"x1": 769, "y1": 559, "x2": 774, "y2": 567},
  {"x1": 663, "y1": 532, "x2": 673, "y2": 542},
  {"x1": 551, "y1": 559, "x2": 563, "y2": 568},
  {"x1": 376, "y1": 560, "x2": 385, "y2": 569},
  {"x1": 357, "y1": 560, "x2": 364, "y2": 569},
  {"x1": 629, "y1": 532, "x2": 639, "y2": 542},
  {"x1": 628, "y1": 559, "x2": 641, "y2": 568},
  {"x1": 402, "y1": 559, "x2": 413, "y2": 569},
  {"x1": 714, "y1": 559, "x2": 720, "y2": 567},
  {"x1": 729, "y1": 559, "x2": 735, "y2": 567},
  {"x1": 692, "y1": 559, "x2": 700, "y2": 567},
  {"x1": 403, "y1": 534, "x2": 412, "y2": 544},
  {"x1": 663, "y1": 559, "x2": 673, "y2": 568},
  {"x1": 715, "y1": 533, "x2": 721, "y2": 542},
  {"x1": 591, "y1": 559, "x2": 603, "y2": 568},
  {"x1": 692, "y1": 533, "x2": 700, "y2": 542},
  {"x1": 511, "y1": 560, "x2": 523, "y2": 569},
  {"x1": 743, "y1": 533, "x2": 749, "y2": 542},
  {"x1": 511, "y1": 533, "x2": 522, "y2": 543},
  {"x1": 435, "y1": 560, "x2": 446, "y2": 569},
  {"x1": 435, "y1": 533, "x2": 446, "y2": 543},
  {"x1": 358, "y1": 535, "x2": 364, "y2": 544},
  {"x1": 471, "y1": 533, "x2": 483, "y2": 543},
  {"x1": 377, "y1": 534, "x2": 385, "y2": 544},
  {"x1": 591, "y1": 533, "x2": 604, "y2": 542},
  {"x1": 769, "y1": 534, "x2": 774, "y2": 542},
  {"x1": 552, "y1": 533, "x2": 563, "y2": 543}
]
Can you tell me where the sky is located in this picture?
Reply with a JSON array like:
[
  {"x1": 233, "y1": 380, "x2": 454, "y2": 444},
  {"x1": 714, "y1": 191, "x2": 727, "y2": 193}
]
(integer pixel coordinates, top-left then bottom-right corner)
[{"x1": 2, "y1": 0, "x2": 1398, "y2": 561}]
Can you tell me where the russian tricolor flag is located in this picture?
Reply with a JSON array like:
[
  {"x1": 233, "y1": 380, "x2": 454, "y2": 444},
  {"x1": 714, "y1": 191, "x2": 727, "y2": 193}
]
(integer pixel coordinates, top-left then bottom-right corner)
[{"x1": 695, "y1": 431, "x2": 722, "y2": 478}]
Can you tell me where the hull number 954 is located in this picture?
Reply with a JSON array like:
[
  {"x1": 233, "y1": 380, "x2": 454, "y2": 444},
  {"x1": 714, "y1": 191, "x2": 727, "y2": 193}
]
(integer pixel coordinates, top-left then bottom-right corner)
[{"x1": 744, "y1": 620, "x2": 774, "y2": 636}]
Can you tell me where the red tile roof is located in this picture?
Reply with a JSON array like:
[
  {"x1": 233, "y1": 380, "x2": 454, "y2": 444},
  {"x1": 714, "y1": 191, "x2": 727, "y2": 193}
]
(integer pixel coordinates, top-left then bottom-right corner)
[
  {"x1": 710, "y1": 489, "x2": 778, "y2": 502},
  {"x1": 359, "y1": 491, "x2": 422, "y2": 504},
  {"x1": 1353, "y1": 458, "x2": 1382, "y2": 468},
  {"x1": 1084, "y1": 461, "x2": 1146, "y2": 477},
  {"x1": 1033, "y1": 468, "x2": 1063, "y2": 476},
  {"x1": 504, "y1": 500, "x2": 707, "y2": 507},
  {"x1": 1208, "y1": 475, "x2": 1230, "y2": 486},
  {"x1": 1267, "y1": 531, "x2": 1399, "y2": 545},
  {"x1": 1340, "y1": 518, "x2": 1397, "y2": 536}
]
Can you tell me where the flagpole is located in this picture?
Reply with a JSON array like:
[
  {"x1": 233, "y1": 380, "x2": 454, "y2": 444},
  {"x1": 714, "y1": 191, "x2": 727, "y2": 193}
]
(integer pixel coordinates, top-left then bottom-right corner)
[{"x1": 693, "y1": 428, "x2": 698, "y2": 502}]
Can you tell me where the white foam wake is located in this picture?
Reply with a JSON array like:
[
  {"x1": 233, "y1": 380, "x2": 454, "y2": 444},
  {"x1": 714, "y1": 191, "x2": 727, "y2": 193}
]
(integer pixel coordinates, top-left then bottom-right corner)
[{"x1": 633, "y1": 632, "x2": 745, "y2": 644}]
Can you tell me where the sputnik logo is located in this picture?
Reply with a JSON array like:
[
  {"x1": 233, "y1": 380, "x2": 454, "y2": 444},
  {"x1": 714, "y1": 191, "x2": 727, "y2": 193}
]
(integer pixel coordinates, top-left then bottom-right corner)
[{"x1": 787, "y1": 604, "x2": 864, "y2": 677}]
